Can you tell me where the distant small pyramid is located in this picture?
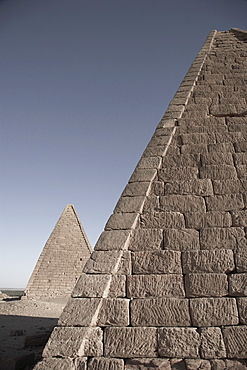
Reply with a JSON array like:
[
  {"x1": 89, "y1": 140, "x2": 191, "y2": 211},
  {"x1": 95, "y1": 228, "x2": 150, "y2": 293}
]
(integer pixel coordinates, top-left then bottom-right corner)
[{"x1": 24, "y1": 205, "x2": 92, "y2": 301}]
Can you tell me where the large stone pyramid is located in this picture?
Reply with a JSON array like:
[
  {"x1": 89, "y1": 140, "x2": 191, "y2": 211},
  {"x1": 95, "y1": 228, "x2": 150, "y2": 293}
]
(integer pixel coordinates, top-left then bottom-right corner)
[
  {"x1": 24, "y1": 204, "x2": 92, "y2": 301},
  {"x1": 35, "y1": 29, "x2": 247, "y2": 369}
]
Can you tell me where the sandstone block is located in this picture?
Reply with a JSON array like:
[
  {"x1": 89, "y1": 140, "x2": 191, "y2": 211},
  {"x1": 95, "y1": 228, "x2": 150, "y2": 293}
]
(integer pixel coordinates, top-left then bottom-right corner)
[
  {"x1": 143, "y1": 145, "x2": 168, "y2": 157},
  {"x1": 181, "y1": 133, "x2": 216, "y2": 145},
  {"x1": 132, "y1": 250, "x2": 182, "y2": 274},
  {"x1": 131, "y1": 298, "x2": 190, "y2": 326},
  {"x1": 205, "y1": 194, "x2": 244, "y2": 211},
  {"x1": 104, "y1": 327, "x2": 157, "y2": 358},
  {"x1": 213, "y1": 178, "x2": 247, "y2": 194},
  {"x1": 185, "y1": 211, "x2": 232, "y2": 228},
  {"x1": 184, "y1": 359, "x2": 211, "y2": 370},
  {"x1": 215, "y1": 131, "x2": 244, "y2": 143},
  {"x1": 190, "y1": 298, "x2": 238, "y2": 327},
  {"x1": 34, "y1": 358, "x2": 79, "y2": 370},
  {"x1": 201, "y1": 151, "x2": 234, "y2": 165},
  {"x1": 165, "y1": 179, "x2": 213, "y2": 196},
  {"x1": 200, "y1": 327, "x2": 226, "y2": 359},
  {"x1": 160, "y1": 195, "x2": 206, "y2": 213},
  {"x1": 200, "y1": 227, "x2": 245, "y2": 249},
  {"x1": 237, "y1": 297, "x2": 247, "y2": 324},
  {"x1": 105, "y1": 212, "x2": 139, "y2": 230},
  {"x1": 72, "y1": 274, "x2": 126, "y2": 298},
  {"x1": 236, "y1": 247, "x2": 247, "y2": 272},
  {"x1": 127, "y1": 274, "x2": 185, "y2": 298},
  {"x1": 137, "y1": 156, "x2": 161, "y2": 169},
  {"x1": 94, "y1": 230, "x2": 130, "y2": 251},
  {"x1": 140, "y1": 211, "x2": 185, "y2": 228},
  {"x1": 84, "y1": 251, "x2": 131, "y2": 274},
  {"x1": 125, "y1": 358, "x2": 171, "y2": 370},
  {"x1": 150, "y1": 180, "x2": 164, "y2": 196},
  {"x1": 235, "y1": 140, "x2": 247, "y2": 152},
  {"x1": 208, "y1": 142, "x2": 235, "y2": 153},
  {"x1": 222, "y1": 326, "x2": 247, "y2": 358},
  {"x1": 142, "y1": 195, "x2": 159, "y2": 212},
  {"x1": 182, "y1": 249, "x2": 235, "y2": 273},
  {"x1": 162, "y1": 154, "x2": 200, "y2": 167},
  {"x1": 114, "y1": 196, "x2": 145, "y2": 213},
  {"x1": 158, "y1": 167, "x2": 198, "y2": 182},
  {"x1": 88, "y1": 358, "x2": 124, "y2": 370},
  {"x1": 158, "y1": 328, "x2": 200, "y2": 358},
  {"x1": 185, "y1": 273, "x2": 228, "y2": 297},
  {"x1": 231, "y1": 210, "x2": 247, "y2": 226},
  {"x1": 233, "y1": 152, "x2": 247, "y2": 165},
  {"x1": 163, "y1": 228, "x2": 200, "y2": 251},
  {"x1": 180, "y1": 143, "x2": 208, "y2": 154},
  {"x1": 129, "y1": 169, "x2": 157, "y2": 183},
  {"x1": 128, "y1": 229, "x2": 163, "y2": 251},
  {"x1": 121, "y1": 182, "x2": 150, "y2": 196},
  {"x1": 148, "y1": 134, "x2": 172, "y2": 146},
  {"x1": 229, "y1": 273, "x2": 247, "y2": 296},
  {"x1": 199, "y1": 165, "x2": 237, "y2": 180},
  {"x1": 224, "y1": 360, "x2": 247, "y2": 370},
  {"x1": 43, "y1": 327, "x2": 103, "y2": 357}
]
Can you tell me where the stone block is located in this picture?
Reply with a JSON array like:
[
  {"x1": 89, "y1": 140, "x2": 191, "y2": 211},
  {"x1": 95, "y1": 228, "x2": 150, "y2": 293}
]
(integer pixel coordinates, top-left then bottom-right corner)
[
  {"x1": 215, "y1": 131, "x2": 244, "y2": 143},
  {"x1": 127, "y1": 274, "x2": 185, "y2": 298},
  {"x1": 229, "y1": 273, "x2": 247, "y2": 296},
  {"x1": 84, "y1": 251, "x2": 131, "y2": 274},
  {"x1": 137, "y1": 156, "x2": 161, "y2": 169},
  {"x1": 182, "y1": 249, "x2": 235, "y2": 273},
  {"x1": 200, "y1": 227, "x2": 245, "y2": 249},
  {"x1": 224, "y1": 360, "x2": 247, "y2": 370},
  {"x1": 129, "y1": 169, "x2": 157, "y2": 183},
  {"x1": 200, "y1": 327, "x2": 226, "y2": 359},
  {"x1": 72, "y1": 274, "x2": 126, "y2": 298},
  {"x1": 165, "y1": 179, "x2": 213, "y2": 196},
  {"x1": 128, "y1": 229, "x2": 163, "y2": 251},
  {"x1": 205, "y1": 194, "x2": 244, "y2": 211},
  {"x1": 150, "y1": 180, "x2": 164, "y2": 196},
  {"x1": 114, "y1": 196, "x2": 145, "y2": 213},
  {"x1": 201, "y1": 151, "x2": 234, "y2": 165},
  {"x1": 212, "y1": 179, "x2": 247, "y2": 194},
  {"x1": 125, "y1": 358, "x2": 171, "y2": 370},
  {"x1": 148, "y1": 135, "x2": 173, "y2": 146},
  {"x1": 43, "y1": 327, "x2": 103, "y2": 357},
  {"x1": 162, "y1": 154, "x2": 200, "y2": 167},
  {"x1": 140, "y1": 211, "x2": 185, "y2": 228},
  {"x1": 87, "y1": 358, "x2": 124, "y2": 370},
  {"x1": 143, "y1": 145, "x2": 168, "y2": 157},
  {"x1": 222, "y1": 326, "x2": 247, "y2": 358},
  {"x1": 104, "y1": 327, "x2": 157, "y2": 358},
  {"x1": 233, "y1": 152, "x2": 247, "y2": 165},
  {"x1": 184, "y1": 359, "x2": 211, "y2": 370},
  {"x1": 121, "y1": 182, "x2": 150, "y2": 196},
  {"x1": 231, "y1": 210, "x2": 247, "y2": 226},
  {"x1": 236, "y1": 165, "x2": 247, "y2": 178},
  {"x1": 158, "y1": 327, "x2": 200, "y2": 358},
  {"x1": 163, "y1": 228, "x2": 200, "y2": 251},
  {"x1": 160, "y1": 195, "x2": 206, "y2": 213},
  {"x1": 181, "y1": 144, "x2": 208, "y2": 154},
  {"x1": 233, "y1": 140, "x2": 247, "y2": 152},
  {"x1": 208, "y1": 142, "x2": 235, "y2": 153},
  {"x1": 34, "y1": 358, "x2": 79, "y2": 370},
  {"x1": 199, "y1": 165, "x2": 237, "y2": 180},
  {"x1": 185, "y1": 273, "x2": 228, "y2": 297},
  {"x1": 158, "y1": 167, "x2": 198, "y2": 182},
  {"x1": 132, "y1": 250, "x2": 182, "y2": 274},
  {"x1": 185, "y1": 211, "x2": 232, "y2": 228},
  {"x1": 236, "y1": 248, "x2": 247, "y2": 272},
  {"x1": 142, "y1": 195, "x2": 159, "y2": 212},
  {"x1": 105, "y1": 212, "x2": 139, "y2": 230},
  {"x1": 131, "y1": 298, "x2": 190, "y2": 326},
  {"x1": 190, "y1": 298, "x2": 238, "y2": 327},
  {"x1": 94, "y1": 230, "x2": 130, "y2": 251},
  {"x1": 181, "y1": 133, "x2": 216, "y2": 145},
  {"x1": 237, "y1": 297, "x2": 247, "y2": 324},
  {"x1": 59, "y1": 298, "x2": 129, "y2": 326}
]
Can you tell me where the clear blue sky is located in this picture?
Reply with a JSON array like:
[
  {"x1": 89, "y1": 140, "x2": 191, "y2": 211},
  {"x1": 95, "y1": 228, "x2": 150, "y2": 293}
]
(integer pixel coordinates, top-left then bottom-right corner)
[{"x1": 1, "y1": 0, "x2": 247, "y2": 288}]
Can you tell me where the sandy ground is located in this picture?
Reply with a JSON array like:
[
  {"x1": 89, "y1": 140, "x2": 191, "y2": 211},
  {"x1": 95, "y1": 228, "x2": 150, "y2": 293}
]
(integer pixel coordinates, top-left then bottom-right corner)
[{"x1": 0, "y1": 297, "x2": 65, "y2": 370}]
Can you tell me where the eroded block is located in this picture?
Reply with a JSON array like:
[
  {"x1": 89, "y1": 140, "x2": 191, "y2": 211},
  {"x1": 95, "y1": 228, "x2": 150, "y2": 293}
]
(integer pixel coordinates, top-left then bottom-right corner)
[
  {"x1": 205, "y1": 194, "x2": 244, "y2": 211},
  {"x1": 132, "y1": 250, "x2": 182, "y2": 274},
  {"x1": 165, "y1": 179, "x2": 213, "y2": 196},
  {"x1": 140, "y1": 211, "x2": 185, "y2": 228},
  {"x1": 160, "y1": 195, "x2": 206, "y2": 213},
  {"x1": 200, "y1": 227, "x2": 245, "y2": 249},
  {"x1": 222, "y1": 326, "x2": 247, "y2": 358},
  {"x1": 128, "y1": 229, "x2": 163, "y2": 251},
  {"x1": 229, "y1": 273, "x2": 247, "y2": 296},
  {"x1": 163, "y1": 228, "x2": 200, "y2": 251},
  {"x1": 185, "y1": 273, "x2": 228, "y2": 297},
  {"x1": 200, "y1": 327, "x2": 226, "y2": 359},
  {"x1": 87, "y1": 357, "x2": 124, "y2": 370},
  {"x1": 94, "y1": 230, "x2": 130, "y2": 251},
  {"x1": 185, "y1": 211, "x2": 232, "y2": 228}
]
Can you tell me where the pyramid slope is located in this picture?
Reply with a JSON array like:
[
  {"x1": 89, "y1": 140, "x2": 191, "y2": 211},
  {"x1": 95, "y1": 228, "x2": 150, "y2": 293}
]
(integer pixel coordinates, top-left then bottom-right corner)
[
  {"x1": 35, "y1": 29, "x2": 247, "y2": 369},
  {"x1": 24, "y1": 205, "x2": 92, "y2": 301}
]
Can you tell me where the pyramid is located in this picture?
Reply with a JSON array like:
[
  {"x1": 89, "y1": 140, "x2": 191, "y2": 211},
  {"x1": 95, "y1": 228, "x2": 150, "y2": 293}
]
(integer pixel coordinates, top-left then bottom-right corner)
[
  {"x1": 24, "y1": 204, "x2": 92, "y2": 301},
  {"x1": 35, "y1": 29, "x2": 247, "y2": 369}
]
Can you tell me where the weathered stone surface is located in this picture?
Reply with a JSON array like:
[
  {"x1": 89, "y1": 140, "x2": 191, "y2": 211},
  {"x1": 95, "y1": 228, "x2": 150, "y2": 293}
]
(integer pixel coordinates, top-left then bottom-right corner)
[
  {"x1": 231, "y1": 210, "x2": 247, "y2": 226},
  {"x1": 59, "y1": 298, "x2": 129, "y2": 326},
  {"x1": 158, "y1": 327, "x2": 200, "y2": 358},
  {"x1": 128, "y1": 229, "x2": 163, "y2": 251},
  {"x1": 215, "y1": 131, "x2": 244, "y2": 143},
  {"x1": 205, "y1": 194, "x2": 244, "y2": 211},
  {"x1": 201, "y1": 152, "x2": 234, "y2": 165},
  {"x1": 200, "y1": 327, "x2": 226, "y2": 359},
  {"x1": 222, "y1": 326, "x2": 247, "y2": 358},
  {"x1": 162, "y1": 154, "x2": 200, "y2": 167},
  {"x1": 158, "y1": 167, "x2": 198, "y2": 182},
  {"x1": 163, "y1": 228, "x2": 200, "y2": 251},
  {"x1": 170, "y1": 359, "x2": 186, "y2": 370},
  {"x1": 131, "y1": 298, "x2": 190, "y2": 326},
  {"x1": 43, "y1": 327, "x2": 103, "y2": 357},
  {"x1": 132, "y1": 250, "x2": 182, "y2": 274},
  {"x1": 105, "y1": 212, "x2": 139, "y2": 230},
  {"x1": 127, "y1": 275, "x2": 185, "y2": 298},
  {"x1": 190, "y1": 298, "x2": 238, "y2": 327},
  {"x1": 142, "y1": 195, "x2": 159, "y2": 212},
  {"x1": 165, "y1": 179, "x2": 213, "y2": 196},
  {"x1": 72, "y1": 274, "x2": 126, "y2": 298},
  {"x1": 229, "y1": 273, "x2": 247, "y2": 296},
  {"x1": 212, "y1": 179, "x2": 247, "y2": 194},
  {"x1": 233, "y1": 152, "x2": 247, "y2": 165},
  {"x1": 129, "y1": 168, "x2": 157, "y2": 183},
  {"x1": 94, "y1": 230, "x2": 130, "y2": 251},
  {"x1": 140, "y1": 211, "x2": 185, "y2": 228},
  {"x1": 121, "y1": 182, "x2": 150, "y2": 196},
  {"x1": 104, "y1": 327, "x2": 157, "y2": 358},
  {"x1": 114, "y1": 196, "x2": 145, "y2": 213},
  {"x1": 237, "y1": 297, "x2": 247, "y2": 324},
  {"x1": 200, "y1": 227, "x2": 245, "y2": 249},
  {"x1": 150, "y1": 180, "x2": 164, "y2": 196},
  {"x1": 137, "y1": 156, "x2": 161, "y2": 169},
  {"x1": 160, "y1": 195, "x2": 206, "y2": 213},
  {"x1": 88, "y1": 357, "x2": 124, "y2": 370},
  {"x1": 224, "y1": 360, "x2": 247, "y2": 370},
  {"x1": 208, "y1": 142, "x2": 235, "y2": 153},
  {"x1": 181, "y1": 144, "x2": 208, "y2": 154},
  {"x1": 125, "y1": 358, "x2": 171, "y2": 370},
  {"x1": 34, "y1": 358, "x2": 79, "y2": 370},
  {"x1": 181, "y1": 133, "x2": 215, "y2": 145},
  {"x1": 235, "y1": 247, "x2": 247, "y2": 272},
  {"x1": 185, "y1": 211, "x2": 232, "y2": 228},
  {"x1": 199, "y1": 165, "x2": 237, "y2": 180},
  {"x1": 184, "y1": 359, "x2": 211, "y2": 370},
  {"x1": 185, "y1": 273, "x2": 228, "y2": 297},
  {"x1": 182, "y1": 249, "x2": 235, "y2": 273},
  {"x1": 84, "y1": 251, "x2": 131, "y2": 274}
]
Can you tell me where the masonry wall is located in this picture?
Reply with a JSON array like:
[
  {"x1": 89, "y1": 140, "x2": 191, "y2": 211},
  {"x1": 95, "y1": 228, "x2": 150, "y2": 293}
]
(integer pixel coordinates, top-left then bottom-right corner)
[{"x1": 35, "y1": 29, "x2": 247, "y2": 369}]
